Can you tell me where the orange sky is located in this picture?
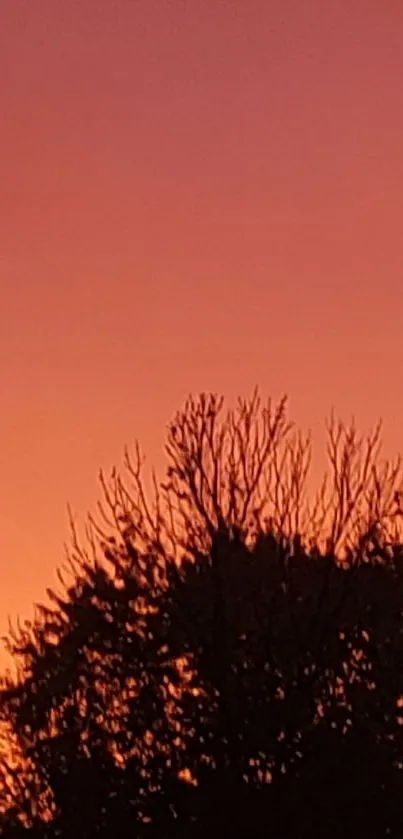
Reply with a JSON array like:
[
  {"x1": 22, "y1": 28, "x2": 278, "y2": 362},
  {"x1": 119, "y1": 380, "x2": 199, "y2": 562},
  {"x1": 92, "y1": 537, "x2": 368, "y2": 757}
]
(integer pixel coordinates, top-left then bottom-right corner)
[{"x1": 1, "y1": 0, "x2": 403, "y2": 665}]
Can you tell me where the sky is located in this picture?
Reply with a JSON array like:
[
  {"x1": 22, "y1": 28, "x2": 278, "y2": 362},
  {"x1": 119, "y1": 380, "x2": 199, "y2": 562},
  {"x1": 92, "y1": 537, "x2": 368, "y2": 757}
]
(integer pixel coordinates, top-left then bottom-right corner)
[{"x1": 1, "y1": 0, "x2": 403, "y2": 665}]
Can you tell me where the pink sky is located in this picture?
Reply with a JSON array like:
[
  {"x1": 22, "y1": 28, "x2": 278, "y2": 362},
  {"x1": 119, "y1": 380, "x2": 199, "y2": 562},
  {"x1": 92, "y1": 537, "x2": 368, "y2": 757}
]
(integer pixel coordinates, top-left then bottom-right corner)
[{"x1": 1, "y1": 0, "x2": 403, "y2": 663}]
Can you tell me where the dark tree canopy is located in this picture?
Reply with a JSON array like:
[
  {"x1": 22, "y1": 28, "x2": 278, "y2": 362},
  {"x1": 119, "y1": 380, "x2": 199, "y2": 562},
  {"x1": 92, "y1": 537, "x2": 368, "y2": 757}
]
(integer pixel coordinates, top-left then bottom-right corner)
[{"x1": 1, "y1": 391, "x2": 403, "y2": 837}]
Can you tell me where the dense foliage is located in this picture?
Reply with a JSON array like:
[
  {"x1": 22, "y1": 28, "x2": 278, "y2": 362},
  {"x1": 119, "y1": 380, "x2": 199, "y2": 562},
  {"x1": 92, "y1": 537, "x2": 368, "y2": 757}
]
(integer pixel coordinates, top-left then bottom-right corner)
[{"x1": 2, "y1": 392, "x2": 403, "y2": 837}]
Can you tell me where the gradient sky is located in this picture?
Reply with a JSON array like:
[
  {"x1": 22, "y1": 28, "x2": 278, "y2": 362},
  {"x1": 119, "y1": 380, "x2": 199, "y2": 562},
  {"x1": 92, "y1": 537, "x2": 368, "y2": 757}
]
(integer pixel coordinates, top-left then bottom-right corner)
[{"x1": 1, "y1": 0, "x2": 403, "y2": 664}]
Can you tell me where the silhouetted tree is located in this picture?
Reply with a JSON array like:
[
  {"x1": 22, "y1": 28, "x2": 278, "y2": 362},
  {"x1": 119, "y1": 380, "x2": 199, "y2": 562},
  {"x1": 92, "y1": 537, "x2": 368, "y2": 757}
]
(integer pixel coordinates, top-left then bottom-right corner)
[{"x1": 2, "y1": 390, "x2": 403, "y2": 837}]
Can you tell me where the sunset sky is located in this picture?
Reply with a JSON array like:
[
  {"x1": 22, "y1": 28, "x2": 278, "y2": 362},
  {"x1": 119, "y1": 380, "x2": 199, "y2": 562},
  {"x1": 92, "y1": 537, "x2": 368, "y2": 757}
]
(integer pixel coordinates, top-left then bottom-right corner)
[{"x1": 1, "y1": 0, "x2": 403, "y2": 663}]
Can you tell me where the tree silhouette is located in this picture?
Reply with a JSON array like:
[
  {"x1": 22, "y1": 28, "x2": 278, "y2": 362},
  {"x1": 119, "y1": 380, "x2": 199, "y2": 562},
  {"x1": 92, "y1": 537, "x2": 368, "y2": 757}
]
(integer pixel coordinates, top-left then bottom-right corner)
[{"x1": 2, "y1": 391, "x2": 403, "y2": 837}]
